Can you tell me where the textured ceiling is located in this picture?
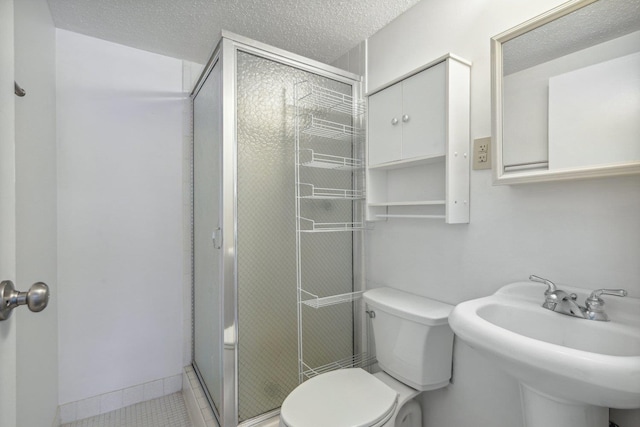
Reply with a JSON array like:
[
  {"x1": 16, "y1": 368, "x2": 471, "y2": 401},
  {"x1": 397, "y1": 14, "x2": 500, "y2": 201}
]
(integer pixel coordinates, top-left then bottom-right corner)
[
  {"x1": 503, "y1": 0, "x2": 640, "y2": 75},
  {"x1": 47, "y1": 0, "x2": 421, "y2": 65}
]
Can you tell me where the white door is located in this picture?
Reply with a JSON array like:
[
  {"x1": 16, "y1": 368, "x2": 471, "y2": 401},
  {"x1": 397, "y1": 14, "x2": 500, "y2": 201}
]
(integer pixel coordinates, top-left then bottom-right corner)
[{"x1": 0, "y1": 1, "x2": 18, "y2": 425}]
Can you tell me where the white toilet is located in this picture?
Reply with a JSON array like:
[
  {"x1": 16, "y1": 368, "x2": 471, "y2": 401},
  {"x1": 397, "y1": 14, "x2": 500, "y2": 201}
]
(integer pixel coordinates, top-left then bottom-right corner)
[{"x1": 280, "y1": 287, "x2": 454, "y2": 427}]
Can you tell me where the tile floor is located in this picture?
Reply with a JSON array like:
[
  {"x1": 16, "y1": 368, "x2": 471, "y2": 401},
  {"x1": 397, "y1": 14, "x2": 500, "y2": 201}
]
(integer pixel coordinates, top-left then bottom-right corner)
[{"x1": 61, "y1": 392, "x2": 192, "y2": 427}]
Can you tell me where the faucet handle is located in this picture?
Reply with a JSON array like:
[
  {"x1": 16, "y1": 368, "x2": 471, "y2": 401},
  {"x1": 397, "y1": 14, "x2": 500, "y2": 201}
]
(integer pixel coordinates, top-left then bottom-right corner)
[
  {"x1": 585, "y1": 288, "x2": 627, "y2": 321},
  {"x1": 588, "y1": 289, "x2": 627, "y2": 300},
  {"x1": 529, "y1": 275, "x2": 557, "y2": 294}
]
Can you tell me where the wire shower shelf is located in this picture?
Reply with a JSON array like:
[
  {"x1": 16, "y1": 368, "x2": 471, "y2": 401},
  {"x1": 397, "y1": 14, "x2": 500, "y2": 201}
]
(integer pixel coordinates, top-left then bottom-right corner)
[
  {"x1": 297, "y1": 82, "x2": 366, "y2": 115},
  {"x1": 301, "y1": 352, "x2": 377, "y2": 379},
  {"x1": 298, "y1": 183, "x2": 364, "y2": 200},
  {"x1": 300, "y1": 290, "x2": 364, "y2": 308},
  {"x1": 298, "y1": 149, "x2": 362, "y2": 171},
  {"x1": 294, "y1": 78, "x2": 366, "y2": 383},
  {"x1": 302, "y1": 115, "x2": 361, "y2": 141},
  {"x1": 298, "y1": 217, "x2": 365, "y2": 233}
]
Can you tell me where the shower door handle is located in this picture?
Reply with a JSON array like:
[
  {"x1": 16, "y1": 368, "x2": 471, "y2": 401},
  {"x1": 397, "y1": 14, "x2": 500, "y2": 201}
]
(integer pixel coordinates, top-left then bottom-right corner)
[
  {"x1": 212, "y1": 227, "x2": 222, "y2": 249},
  {"x1": 0, "y1": 280, "x2": 50, "y2": 321}
]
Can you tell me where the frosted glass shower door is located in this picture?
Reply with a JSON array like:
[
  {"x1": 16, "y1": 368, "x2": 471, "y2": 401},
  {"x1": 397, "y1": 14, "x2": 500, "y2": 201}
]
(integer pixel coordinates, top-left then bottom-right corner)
[
  {"x1": 193, "y1": 59, "x2": 223, "y2": 414},
  {"x1": 236, "y1": 51, "x2": 356, "y2": 422}
]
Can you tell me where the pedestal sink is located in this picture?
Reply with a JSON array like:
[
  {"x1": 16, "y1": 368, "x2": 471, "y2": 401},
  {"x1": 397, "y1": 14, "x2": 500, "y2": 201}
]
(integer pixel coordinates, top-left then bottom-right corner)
[{"x1": 449, "y1": 282, "x2": 640, "y2": 427}]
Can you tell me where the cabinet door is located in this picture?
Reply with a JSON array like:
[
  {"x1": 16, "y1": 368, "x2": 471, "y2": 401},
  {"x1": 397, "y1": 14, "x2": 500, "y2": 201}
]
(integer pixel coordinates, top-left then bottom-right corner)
[
  {"x1": 401, "y1": 61, "x2": 446, "y2": 159},
  {"x1": 368, "y1": 82, "x2": 402, "y2": 166}
]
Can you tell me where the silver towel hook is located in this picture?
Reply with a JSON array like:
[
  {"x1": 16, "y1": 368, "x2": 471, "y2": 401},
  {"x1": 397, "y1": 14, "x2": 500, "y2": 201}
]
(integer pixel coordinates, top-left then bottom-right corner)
[{"x1": 14, "y1": 81, "x2": 26, "y2": 97}]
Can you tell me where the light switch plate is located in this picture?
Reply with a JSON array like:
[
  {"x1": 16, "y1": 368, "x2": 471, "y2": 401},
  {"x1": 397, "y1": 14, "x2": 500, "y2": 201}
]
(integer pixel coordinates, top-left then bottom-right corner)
[{"x1": 473, "y1": 137, "x2": 491, "y2": 170}]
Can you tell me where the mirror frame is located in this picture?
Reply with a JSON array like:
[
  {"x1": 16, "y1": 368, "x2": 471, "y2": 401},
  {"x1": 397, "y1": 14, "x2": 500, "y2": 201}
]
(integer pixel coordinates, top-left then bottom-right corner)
[{"x1": 491, "y1": 0, "x2": 640, "y2": 185}]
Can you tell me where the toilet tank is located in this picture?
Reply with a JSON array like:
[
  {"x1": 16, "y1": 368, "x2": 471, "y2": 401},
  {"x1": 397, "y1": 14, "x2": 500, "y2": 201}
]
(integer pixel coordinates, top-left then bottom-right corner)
[{"x1": 363, "y1": 287, "x2": 454, "y2": 391}]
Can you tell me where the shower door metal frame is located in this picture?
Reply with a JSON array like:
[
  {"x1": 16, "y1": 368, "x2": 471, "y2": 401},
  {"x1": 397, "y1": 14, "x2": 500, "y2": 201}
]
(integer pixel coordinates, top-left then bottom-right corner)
[
  {"x1": 191, "y1": 39, "x2": 226, "y2": 427},
  {"x1": 191, "y1": 31, "x2": 364, "y2": 427}
]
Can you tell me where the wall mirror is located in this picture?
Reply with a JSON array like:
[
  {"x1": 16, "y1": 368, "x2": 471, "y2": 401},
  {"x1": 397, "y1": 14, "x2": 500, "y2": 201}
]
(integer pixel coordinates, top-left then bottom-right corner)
[{"x1": 492, "y1": 0, "x2": 640, "y2": 184}]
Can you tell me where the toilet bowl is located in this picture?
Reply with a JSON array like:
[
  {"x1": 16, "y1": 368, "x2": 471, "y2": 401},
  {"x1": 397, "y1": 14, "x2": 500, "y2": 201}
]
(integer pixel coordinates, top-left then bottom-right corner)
[
  {"x1": 280, "y1": 287, "x2": 454, "y2": 427},
  {"x1": 280, "y1": 368, "x2": 421, "y2": 427},
  {"x1": 280, "y1": 368, "x2": 397, "y2": 427}
]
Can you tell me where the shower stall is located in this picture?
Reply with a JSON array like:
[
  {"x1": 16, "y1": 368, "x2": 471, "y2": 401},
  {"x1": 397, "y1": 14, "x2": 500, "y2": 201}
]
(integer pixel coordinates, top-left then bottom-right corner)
[{"x1": 191, "y1": 32, "x2": 368, "y2": 426}]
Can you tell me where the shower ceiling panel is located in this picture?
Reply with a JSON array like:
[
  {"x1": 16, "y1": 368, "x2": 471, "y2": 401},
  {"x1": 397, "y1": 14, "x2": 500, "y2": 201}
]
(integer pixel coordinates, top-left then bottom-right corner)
[{"x1": 46, "y1": 0, "x2": 420, "y2": 65}]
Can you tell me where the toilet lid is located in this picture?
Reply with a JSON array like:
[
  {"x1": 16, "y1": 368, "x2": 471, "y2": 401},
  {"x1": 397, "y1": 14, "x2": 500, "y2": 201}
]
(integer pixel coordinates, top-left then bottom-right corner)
[{"x1": 280, "y1": 368, "x2": 398, "y2": 427}]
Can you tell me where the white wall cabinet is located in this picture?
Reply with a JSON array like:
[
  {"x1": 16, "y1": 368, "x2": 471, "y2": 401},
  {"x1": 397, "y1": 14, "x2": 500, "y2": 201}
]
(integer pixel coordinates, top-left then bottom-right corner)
[
  {"x1": 368, "y1": 61, "x2": 445, "y2": 165},
  {"x1": 366, "y1": 54, "x2": 471, "y2": 224}
]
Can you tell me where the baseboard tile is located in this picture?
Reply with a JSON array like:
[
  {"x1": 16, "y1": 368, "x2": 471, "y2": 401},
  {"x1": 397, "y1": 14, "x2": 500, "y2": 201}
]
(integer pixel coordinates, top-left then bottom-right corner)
[{"x1": 58, "y1": 373, "x2": 183, "y2": 424}]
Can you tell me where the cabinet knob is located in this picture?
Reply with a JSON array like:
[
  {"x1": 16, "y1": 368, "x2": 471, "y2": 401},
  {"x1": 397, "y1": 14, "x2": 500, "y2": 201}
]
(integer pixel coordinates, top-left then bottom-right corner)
[
  {"x1": 402, "y1": 114, "x2": 410, "y2": 122},
  {"x1": 391, "y1": 118, "x2": 399, "y2": 125}
]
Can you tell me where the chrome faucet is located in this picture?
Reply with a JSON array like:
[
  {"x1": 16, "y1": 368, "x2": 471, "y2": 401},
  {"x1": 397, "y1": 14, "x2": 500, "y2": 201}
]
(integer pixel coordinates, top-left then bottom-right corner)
[{"x1": 529, "y1": 275, "x2": 627, "y2": 321}]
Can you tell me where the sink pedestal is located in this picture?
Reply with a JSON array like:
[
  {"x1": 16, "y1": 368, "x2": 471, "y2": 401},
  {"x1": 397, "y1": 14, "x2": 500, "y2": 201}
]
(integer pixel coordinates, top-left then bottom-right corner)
[{"x1": 521, "y1": 384, "x2": 608, "y2": 427}]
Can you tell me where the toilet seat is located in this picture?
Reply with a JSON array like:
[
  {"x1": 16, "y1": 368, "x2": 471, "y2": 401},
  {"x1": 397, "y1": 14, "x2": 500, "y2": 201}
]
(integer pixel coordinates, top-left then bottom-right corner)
[{"x1": 280, "y1": 368, "x2": 398, "y2": 427}]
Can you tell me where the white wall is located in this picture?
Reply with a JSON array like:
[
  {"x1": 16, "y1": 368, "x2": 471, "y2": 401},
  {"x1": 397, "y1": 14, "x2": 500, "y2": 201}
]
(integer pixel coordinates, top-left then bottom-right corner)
[
  {"x1": 56, "y1": 29, "x2": 185, "y2": 404},
  {"x1": 364, "y1": 0, "x2": 640, "y2": 426},
  {"x1": 14, "y1": 0, "x2": 59, "y2": 425}
]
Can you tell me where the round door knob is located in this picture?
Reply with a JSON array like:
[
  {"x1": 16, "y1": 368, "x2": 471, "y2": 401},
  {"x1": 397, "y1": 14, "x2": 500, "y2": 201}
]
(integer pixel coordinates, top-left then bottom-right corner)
[
  {"x1": 26, "y1": 282, "x2": 49, "y2": 312},
  {"x1": 0, "y1": 280, "x2": 50, "y2": 320},
  {"x1": 391, "y1": 118, "x2": 399, "y2": 125},
  {"x1": 402, "y1": 114, "x2": 410, "y2": 122}
]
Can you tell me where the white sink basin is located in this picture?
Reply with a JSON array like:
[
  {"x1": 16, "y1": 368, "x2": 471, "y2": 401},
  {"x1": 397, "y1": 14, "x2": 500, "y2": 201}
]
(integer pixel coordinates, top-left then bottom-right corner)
[
  {"x1": 476, "y1": 303, "x2": 640, "y2": 357},
  {"x1": 449, "y1": 282, "x2": 640, "y2": 426}
]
